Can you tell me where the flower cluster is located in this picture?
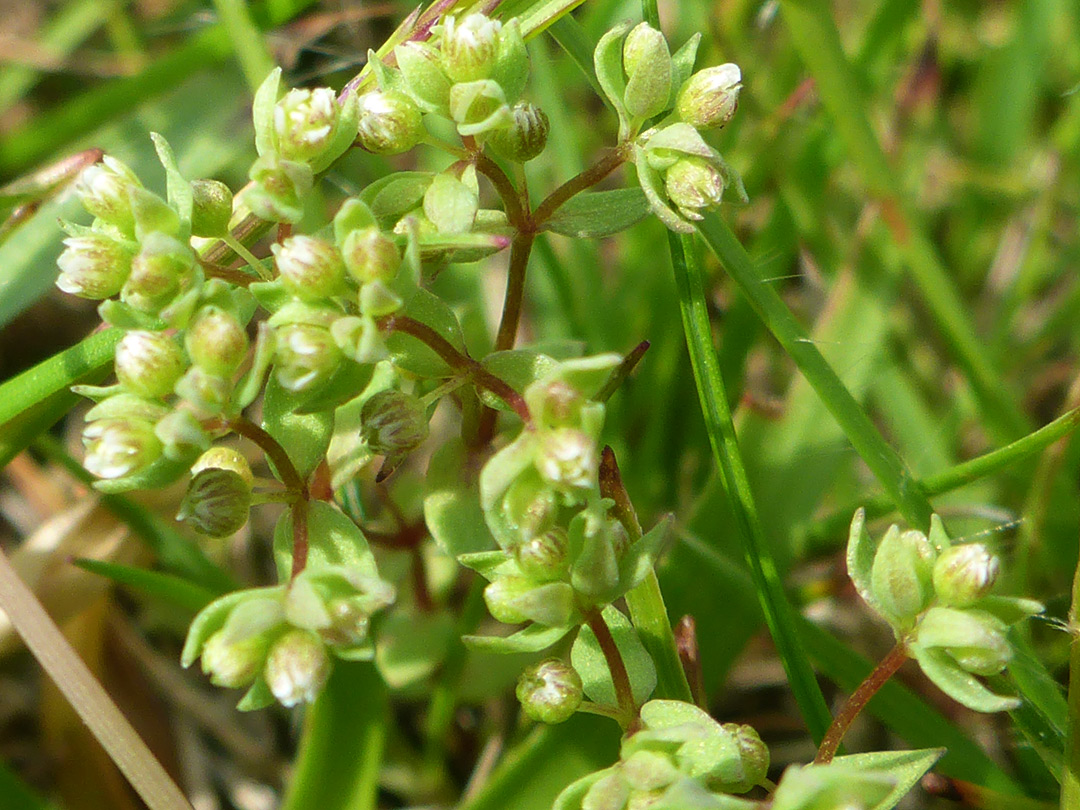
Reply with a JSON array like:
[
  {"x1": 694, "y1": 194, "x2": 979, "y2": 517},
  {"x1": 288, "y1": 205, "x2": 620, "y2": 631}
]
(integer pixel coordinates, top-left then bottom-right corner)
[{"x1": 848, "y1": 509, "x2": 1043, "y2": 711}]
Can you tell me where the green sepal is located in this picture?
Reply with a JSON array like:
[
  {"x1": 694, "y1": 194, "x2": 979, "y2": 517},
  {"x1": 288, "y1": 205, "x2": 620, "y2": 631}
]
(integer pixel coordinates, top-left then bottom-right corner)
[
  {"x1": 651, "y1": 778, "x2": 757, "y2": 810},
  {"x1": 128, "y1": 185, "x2": 181, "y2": 241},
  {"x1": 150, "y1": 132, "x2": 193, "y2": 239},
  {"x1": 309, "y1": 89, "x2": 360, "y2": 174},
  {"x1": 457, "y1": 550, "x2": 516, "y2": 580},
  {"x1": 845, "y1": 508, "x2": 880, "y2": 615},
  {"x1": 181, "y1": 586, "x2": 284, "y2": 667},
  {"x1": 667, "y1": 34, "x2": 702, "y2": 109},
  {"x1": 552, "y1": 768, "x2": 613, "y2": 810},
  {"x1": 462, "y1": 622, "x2": 572, "y2": 654},
  {"x1": 634, "y1": 144, "x2": 693, "y2": 233},
  {"x1": 909, "y1": 644, "x2": 1020, "y2": 712},
  {"x1": 593, "y1": 23, "x2": 632, "y2": 138},
  {"x1": 490, "y1": 18, "x2": 529, "y2": 104},
  {"x1": 92, "y1": 454, "x2": 191, "y2": 493},
  {"x1": 396, "y1": 40, "x2": 452, "y2": 113},
  {"x1": 237, "y1": 674, "x2": 278, "y2": 712},
  {"x1": 571, "y1": 605, "x2": 656, "y2": 707},
  {"x1": 360, "y1": 172, "x2": 434, "y2": 229},
  {"x1": 292, "y1": 359, "x2": 375, "y2": 414},
  {"x1": 333, "y1": 198, "x2": 378, "y2": 244},
  {"x1": 423, "y1": 170, "x2": 479, "y2": 234},
  {"x1": 253, "y1": 67, "x2": 283, "y2": 157},
  {"x1": 232, "y1": 322, "x2": 274, "y2": 412},
  {"x1": 618, "y1": 515, "x2": 671, "y2": 593}
]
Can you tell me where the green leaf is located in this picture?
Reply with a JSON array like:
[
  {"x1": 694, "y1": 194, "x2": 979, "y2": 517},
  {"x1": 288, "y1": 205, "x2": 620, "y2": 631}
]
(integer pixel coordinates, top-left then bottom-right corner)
[
  {"x1": 832, "y1": 748, "x2": 945, "y2": 810},
  {"x1": 463, "y1": 623, "x2": 572, "y2": 654},
  {"x1": 280, "y1": 661, "x2": 387, "y2": 810},
  {"x1": 618, "y1": 515, "x2": 670, "y2": 593},
  {"x1": 518, "y1": 0, "x2": 590, "y2": 38},
  {"x1": 360, "y1": 171, "x2": 433, "y2": 229},
  {"x1": 544, "y1": 188, "x2": 651, "y2": 239},
  {"x1": 262, "y1": 374, "x2": 334, "y2": 481},
  {"x1": 293, "y1": 360, "x2": 375, "y2": 415},
  {"x1": 423, "y1": 172, "x2": 479, "y2": 235},
  {"x1": 273, "y1": 502, "x2": 378, "y2": 582},
  {"x1": 424, "y1": 439, "x2": 499, "y2": 556},
  {"x1": 181, "y1": 587, "x2": 280, "y2": 667},
  {"x1": 374, "y1": 609, "x2": 456, "y2": 689},
  {"x1": 910, "y1": 644, "x2": 1020, "y2": 713},
  {"x1": 571, "y1": 605, "x2": 656, "y2": 707},
  {"x1": 386, "y1": 287, "x2": 468, "y2": 378},
  {"x1": 75, "y1": 559, "x2": 216, "y2": 615}
]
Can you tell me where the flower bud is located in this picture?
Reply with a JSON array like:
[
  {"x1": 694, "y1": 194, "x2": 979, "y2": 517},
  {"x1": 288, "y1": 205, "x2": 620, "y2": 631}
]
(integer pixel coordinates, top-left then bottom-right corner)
[
  {"x1": 175, "y1": 366, "x2": 231, "y2": 413},
  {"x1": 664, "y1": 157, "x2": 724, "y2": 222},
  {"x1": 516, "y1": 659, "x2": 583, "y2": 724},
  {"x1": 441, "y1": 14, "x2": 502, "y2": 83},
  {"x1": 483, "y1": 576, "x2": 574, "y2": 626},
  {"x1": 274, "y1": 87, "x2": 342, "y2": 164},
  {"x1": 75, "y1": 156, "x2": 140, "y2": 233},
  {"x1": 56, "y1": 232, "x2": 134, "y2": 299},
  {"x1": 622, "y1": 22, "x2": 672, "y2": 119},
  {"x1": 448, "y1": 80, "x2": 511, "y2": 135},
  {"x1": 915, "y1": 606, "x2": 1012, "y2": 676},
  {"x1": 395, "y1": 41, "x2": 451, "y2": 111},
  {"x1": 272, "y1": 235, "x2": 345, "y2": 301},
  {"x1": 487, "y1": 102, "x2": 549, "y2": 163},
  {"x1": 500, "y1": 475, "x2": 558, "y2": 546},
  {"x1": 320, "y1": 598, "x2": 372, "y2": 647},
  {"x1": 531, "y1": 380, "x2": 584, "y2": 428},
  {"x1": 179, "y1": 447, "x2": 254, "y2": 537},
  {"x1": 264, "y1": 629, "x2": 331, "y2": 707},
  {"x1": 273, "y1": 323, "x2": 343, "y2": 393},
  {"x1": 583, "y1": 772, "x2": 630, "y2": 810},
  {"x1": 933, "y1": 544, "x2": 999, "y2": 607},
  {"x1": 82, "y1": 417, "x2": 163, "y2": 479},
  {"x1": 122, "y1": 232, "x2": 195, "y2": 314},
  {"x1": 516, "y1": 527, "x2": 569, "y2": 581},
  {"x1": 356, "y1": 90, "x2": 423, "y2": 155},
  {"x1": 717, "y1": 723, "x2": 770, "y2": 793},
  {"x1": 247, "y1": 156, "x2": 314, "y2": 223},
  {"x1": 192, "y1": 595, "x2": 284, "y2": 688},
  {"x1": 190, "y1": 179, "x2": 234, "y2": 238},
  {"x1": 536, "y1": 427, "x2": 598, "y2": 494},
  {"x1": 341, "y1": 226, "x2": 401, "y2": 284},
  {"x1": 185, "y1": 306, "x2": 249, "y2": 376},
  {"x1": 155, "y1": 410, "x2": 210, "y2": 460},
  {"x1": 361, "y1": 390, "x2": 429, "y2": 456},
  {"x1": 870, "y1": 526, "x2": 936, "y2": 626},
  {"x1": 677, "y1": 64, "x2": 741, "y2": 130},
  {"x1": 115, "y1": 330, "x2": 187, "y2": 398}
]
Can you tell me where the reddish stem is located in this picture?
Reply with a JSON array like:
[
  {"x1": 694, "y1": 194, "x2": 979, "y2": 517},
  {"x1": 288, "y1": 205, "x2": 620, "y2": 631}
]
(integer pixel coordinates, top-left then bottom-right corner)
[{"x1": 586, "y1": 609, "x2": 638, "y2": 729}]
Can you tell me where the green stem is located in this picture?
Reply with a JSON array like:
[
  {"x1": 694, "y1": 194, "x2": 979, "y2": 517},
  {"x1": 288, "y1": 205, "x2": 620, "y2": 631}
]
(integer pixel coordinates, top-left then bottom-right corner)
[
  {"x1": 777, "y1": 0, "x2": 1029, "y2": 442},
  {"x1": 223, "y1": 233, "x2": 271, "y2": 280},
  {"x1": 697, "y1": 212, "x2": 933, "y2": 532},
  {"x1": 670, "y1": 230, "x2": 832, "y2": 742},
  {"x1": 1063, "y1": 553, "x2": 1080, "y2": 808}
]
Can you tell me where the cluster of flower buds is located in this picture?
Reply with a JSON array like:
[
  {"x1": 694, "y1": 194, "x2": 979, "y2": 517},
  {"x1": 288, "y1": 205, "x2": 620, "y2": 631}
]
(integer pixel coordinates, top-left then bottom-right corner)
[
  {"x1": 183, "y1": 560, "x2": 394, "y2": 709},
  {"x1": 461, "y1": 355, "x2": 669, "y2": 646},
  {"x1": 590, "y1": 22, "x2": 744, "y2": 232},
  {"x1": 848, "y1": 509, "x2": 1043, "y2": 712},
  {"x1": 554, "y1": 700, "x2": 769, "y2": 809}
]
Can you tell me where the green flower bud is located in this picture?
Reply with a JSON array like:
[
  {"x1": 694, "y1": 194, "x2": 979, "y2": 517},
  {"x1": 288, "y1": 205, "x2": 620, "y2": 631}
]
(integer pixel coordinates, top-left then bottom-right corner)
[
  {"x1": 356, "y1": 90, "x2": 423, "y2": 155},
  {"x1": 199, "y1": 597, "x2": 285, "y2": 689},
  {"x1": 121, "y1": 232, "x2": 195, "y2": 314},
  {"x1": 127, "y1": 186, "x2": 181, "y2": 239},
  {"x1": 489, "y1": 18, "x2": 529, "y2": 104},
  {"x1": 500, "y1": 474, "x2": 558, "y2": 546},
  {"x1": 56, "y1": 232, "x2": 134, "y2": 299},
  {"x1": 273, "y1": 322, "x2": 343, "y2": 393},
  {"x1": 916, "y1": 606, "x2": 1012, "y2": 676},
  {"x1": 264, "y1": 629, "x2": 331, "y2": 707},
  {"x1": 664, "y1": 157, "x2": 724, "y2": 222},
  {"x1": 677, "y1": 64, "x2": 741, "y2": 130},
  {"x1": 622, "y1": 22, "x2": 672, "y2": 119},
  {"x1": 247, "y1": 155, "x2": 313, "y2": 223},
  {"x1": 870, "y1": 525, "x2": 936, "y2": 627},
  {"x1": 190, "y1": 179, "x2": 234, "y2": 238},
  {"x1": 448, "y1": 79, "x2": 511, "y2": 136},
  {"x1": 583, "y1": 771, "x2": 630, "y2": 810},
  {"x1": 320, "y1": 597, "x2": 371, "y2": 647},
  {"x1": 342, "y1": 226, "x2": 401, "y2": 284},
  {"x1": 483, "y1": 576, "x2": 574, "y2": 626},
  {"x1": 487, "y1": 102, "x2": 549, "y2": 163},
  {"x1": 272, "y1": 235, "x2": 346, "y2": 301},
  {"x1": 531, "y1": 380, "x2": 585, "y2": 428},
  {"x1": 155, "y1": 409, "x2": 211, "y2": 461},
  {"x1": 75, "y1": 156, "x2": 140, "y2": 233},
  {"x1": 82, "y1": 417, "x2": 163, "y2": 479},
  {"x1": 717, "y1": 723, "x2": 770, "y2": 793},
  {"x1": 515, "y1": 527, "x2": 569, "y2": 581},
  {"x1": 395, "y1": 40, "x2": 451, "y2": 112},
  {"x1": 179, "y1": 447, "x2": 254, "y2": 537},
  {"x1": 115, "y1": 330, "x2": 187, "y2": 399},
  {"x1": 516, "y1": 659, "x2": 583, "y2": 724},
  {"x1": 441, "y1": 13, "x2": 502, "y2": 83},
  {"x1": 185, "y1": 306, "x2": 249, "y2": 376},
  {"x1": 932, "y1": 543, "x2": 999, "y2": 607},
  {"x1": 360, "y1": 390, "x2": 429, "y2": 456},
  {"x1": 175, "y1": 366, "x2": 231, "y2": 413},
  {"x1": 536, "y1": 427, "x2": 598, "y2": 494},
  {"x1": 273, "y1": 87, "x2": 342, "y2": 164}
]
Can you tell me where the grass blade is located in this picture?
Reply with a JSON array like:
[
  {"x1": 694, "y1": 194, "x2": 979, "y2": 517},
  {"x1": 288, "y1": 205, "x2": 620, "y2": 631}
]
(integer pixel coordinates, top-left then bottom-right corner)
[{"x1": 75, "y1": 559, "x2": 217, "y2": 615}]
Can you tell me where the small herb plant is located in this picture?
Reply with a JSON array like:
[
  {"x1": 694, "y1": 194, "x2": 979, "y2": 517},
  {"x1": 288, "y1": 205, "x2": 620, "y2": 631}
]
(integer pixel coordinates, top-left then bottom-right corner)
[{"x1": 0, "y1": 2, "x2": 1073, "y2": 810}]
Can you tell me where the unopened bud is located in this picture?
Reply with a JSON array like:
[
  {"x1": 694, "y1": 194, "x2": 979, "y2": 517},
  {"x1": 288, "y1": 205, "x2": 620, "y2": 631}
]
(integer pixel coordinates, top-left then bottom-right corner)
[
  {"x1": 870, "y1": 526, "x2": 936, "y2": 626},
  {"x1": 199, "y1": 597, "x2": 284, "y2": 688},
  {"x1": 247, "y1": 156, "x2": 314, "y2": 224},
  {"x1": 933, "y1": 544, "x2": 999, "y2": 607},
  {"x1": 622, "y1": 22, "x2": 672, "y2": 119},
  {"x1": 356, "y1": 90, "x2": 423, "y2": 155},
  {"x1": 396, "y1": 41, "x2": 451, "y2": 111},
  {"x1": 272, "y1": 235, "x2": 346, "y2": 300},
  {"x1": 75, "y1": 156, "x2": 140, "y2": 233},
  {"x1": 532, "y1": 380, "x2": 584, "y2": 428},
  {"x1": 190, "y1": 179, "x2": 234, "y2": 237},
  {"x1": 185, "y1": 307, "x2": 249, "y2": 376},
  {"x1": 664, "y1": 157, "x2": 724, "y2": 222},
  {"x1": 179, "y1": 447, "x2": 254, "y2": 537},
  {"x1": 676, "y1": 64, "x2": 741, "y2": 130},
  {"x1": 441, "y1": 14, "x2": 502, "y2": 83},
  {"x1": 536, "y1": 427, "x2": 598, "y2": 494},
  {"x1": 273, "y1": 323, "x2": 342, "y2": 393},
  {"x1": 115, "y1": 330, "x2": 187, "y2": 398},
  {"x1": 264, "y1": 630, "x2": 331, "y2": 708},
  {"x1": 361, "y1": 390, "x2": 429, "y2": 455},
  {"x1": 82, "y1": 417, "x2": 163, "y2": 479},
  {"x1": 175, "y1": 366, "x2": 231, "y2": 413},
  {"x1": 122, "y1": 232, "x2": 195, "y2": 314},
  {"x1": 718, "y1": 723, "x2": 770, "y2": 793},
  {"x1": 448, "y1": 80, "x2": 510, "y2": 135},
  {"x1": 516, "y1": 527, "x2": 569, "y2": 581},
  {"x1": 516, "y1": 659, "x2": 583, "y2": 724},
  {"x1": 483, "y1": 576, "x2": 574, "y2": 626},
  {"x1": 487, "y1": 103, "x2": 549, "y2": 163},
  {"x1": 56, "y1": 232, "x2": 134, "y2": 299},
  {"x1": 320, "y1": 598, "x2": 372, "y2": 647},
  {"x1": 274, "y1": 87, "x2": 342, "y2": 164},
  {"x1": 342, "y1": 226, "x2": 401, "y2": 283},
  {"x1": 916, "y1": 606, "x2": 1012, "y2": 677}
]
